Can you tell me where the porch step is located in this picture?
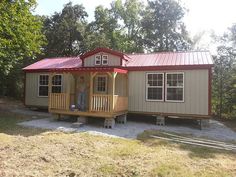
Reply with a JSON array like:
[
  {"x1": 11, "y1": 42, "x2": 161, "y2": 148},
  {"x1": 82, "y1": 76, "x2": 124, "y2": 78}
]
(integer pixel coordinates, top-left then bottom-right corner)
[{"x1": 71, "y1": 122, "x2": 84, "y2": 128}]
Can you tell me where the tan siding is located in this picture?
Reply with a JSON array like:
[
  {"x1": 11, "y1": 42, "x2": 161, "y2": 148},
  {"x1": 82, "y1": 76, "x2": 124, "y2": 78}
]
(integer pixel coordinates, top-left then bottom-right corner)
[
  {"x1": 25, "y1": 72, "x2": 68, "y2": 107},
  {"x1": 115, "y1": 74, "x2": 127, "y2": 96},
  {"x1": 128, "y1": 70, "x2": 209, "y2": 115},
  {"x1": 26, "y1": 70, "x2": 209, "y2": 115},
  {"x1": 84, "y1": 52, "x2": 120, "y2": 67},
  {"x1": 69, "y1": 73, "x2": 75, "y2": 94}
]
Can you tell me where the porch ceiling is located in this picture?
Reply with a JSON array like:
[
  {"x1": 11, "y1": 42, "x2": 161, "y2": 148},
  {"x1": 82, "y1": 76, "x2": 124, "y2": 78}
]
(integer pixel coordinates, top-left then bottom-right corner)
[{"x1": 49, "y1": 67, "x2": 128, "y2": 74}]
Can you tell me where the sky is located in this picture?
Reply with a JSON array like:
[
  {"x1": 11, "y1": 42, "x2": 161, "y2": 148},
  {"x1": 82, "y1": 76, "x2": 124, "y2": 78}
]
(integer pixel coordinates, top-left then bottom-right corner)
[{"x1": 34, "y1": 0, "x2": 236, "y2": 50}]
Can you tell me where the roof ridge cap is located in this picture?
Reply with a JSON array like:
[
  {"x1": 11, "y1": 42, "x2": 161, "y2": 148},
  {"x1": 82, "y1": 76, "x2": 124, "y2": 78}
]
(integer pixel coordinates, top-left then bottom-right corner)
[
  {"x1": 127, "y1": 50, "x2": 211, "y2": 55},
  {"x1": 40, "y1": 56, "x2": 80, "y2": 60}
]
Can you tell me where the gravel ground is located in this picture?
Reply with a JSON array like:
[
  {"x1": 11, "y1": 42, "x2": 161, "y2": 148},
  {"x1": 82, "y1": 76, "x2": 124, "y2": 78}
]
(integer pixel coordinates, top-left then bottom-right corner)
[{"x1": 18, "y1": 117, "x2": 236, "y2": 141}]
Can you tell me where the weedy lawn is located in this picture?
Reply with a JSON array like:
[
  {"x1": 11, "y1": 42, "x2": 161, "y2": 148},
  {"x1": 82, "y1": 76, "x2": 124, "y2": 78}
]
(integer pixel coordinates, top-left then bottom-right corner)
[{"x1": 0, "y1": 111, "x2": 236, "y2": 177}]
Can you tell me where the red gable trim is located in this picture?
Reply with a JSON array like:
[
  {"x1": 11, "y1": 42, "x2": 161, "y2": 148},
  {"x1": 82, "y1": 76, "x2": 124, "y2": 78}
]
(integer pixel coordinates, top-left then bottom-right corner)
[{"x1": 80, "y1": 48, "x2": 129, "y2": 61}]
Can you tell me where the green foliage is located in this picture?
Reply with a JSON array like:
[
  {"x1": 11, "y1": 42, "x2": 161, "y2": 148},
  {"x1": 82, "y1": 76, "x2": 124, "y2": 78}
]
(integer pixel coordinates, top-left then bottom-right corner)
[
  {"x1": 0, "y1": 0, "x2": 45, "y2": 74},
  {"x1": 83, "y1": 5, "x2": 116, "y2": 50},
  {"x1": 213, "y1": 25, "x2": 236, "y2": 119},
  {"x1": 84, "y1": 0, "x2": 191, "y2": 53},
  {"x1": 141, "y1": 0, "x2": 192, "y2": 52},
  {"x1": 42, "y1": 2, "x2": 88, "y2": 57},
  {"x1": 0, "y1": 0, "x2": 45, "y2": 97},
  {"x1": 111, "y1": 0, "x2": 144, "y2": 52}
]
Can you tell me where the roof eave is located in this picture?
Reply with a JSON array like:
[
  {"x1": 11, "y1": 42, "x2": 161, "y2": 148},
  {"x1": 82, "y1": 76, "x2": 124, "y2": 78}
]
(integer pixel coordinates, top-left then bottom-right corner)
[
  {"x1": 23, "y1": 64, "x2": 213, "y2": 73},
  {"x1": 49, "y1": 67, "x2": 128, "y2": 74},
  {"x1": 125, "y1": 64, "x2": 214, "y2": 71}
]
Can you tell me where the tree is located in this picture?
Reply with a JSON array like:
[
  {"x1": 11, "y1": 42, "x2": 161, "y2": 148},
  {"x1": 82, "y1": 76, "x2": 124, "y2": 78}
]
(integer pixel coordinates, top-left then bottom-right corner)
[
  {"x1": 111, "y1": 0, "x2": 144, "y2": 52},
  {"x1": 84, "y1": 0, "x2": 146, "y2": 53},
  {"x1": 83, "y1": 4, "x2": 128, "y2": 52},
  {"x1": 213, "y1": 46, "x2": 236, "y2": 118},
  {"x1": 42, "y1": 2, "x2": 88, "y2": 57},
  {"x1": 212, "y1": 24, "x2": 236, "y2": 119},
  {"x1": 228, "y1": 24, "x2": 236, "y2": 48},
  {"x1": 0, "y1": 0, "x2": 45, "y2": 97},
  {"x1": 141, "y1": 0, "x2": 192, "y2": 52},
  {"x1": 44, "y1": 0, "x2": 191, "y2": 54},
  {"x1": 83, "y1": 6, "x2": 115, "y2": 50}
]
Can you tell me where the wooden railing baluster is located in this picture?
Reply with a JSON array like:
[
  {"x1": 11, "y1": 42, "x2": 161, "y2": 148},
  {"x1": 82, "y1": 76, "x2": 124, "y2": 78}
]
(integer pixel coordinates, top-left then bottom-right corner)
[{"x1": 49, "y1": 93, "x2": 128, "y2": 113}]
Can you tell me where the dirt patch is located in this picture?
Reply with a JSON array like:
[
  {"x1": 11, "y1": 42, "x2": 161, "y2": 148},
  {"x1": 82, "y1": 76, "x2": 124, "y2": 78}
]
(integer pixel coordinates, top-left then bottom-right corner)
[
  {"x1": 0, "y1": 97, "x2": 50, "y2": 119},
  {"x1": 0, "y1": 97, "x2": 23, "y2": 110},
  {"x1": 0, "y1": 111, "x2": 46, "y2": 137}
]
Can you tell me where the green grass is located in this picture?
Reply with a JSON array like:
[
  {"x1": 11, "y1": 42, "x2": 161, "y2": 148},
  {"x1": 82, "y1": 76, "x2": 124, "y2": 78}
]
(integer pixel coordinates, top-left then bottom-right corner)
[
  {"x1": 98, "y1": 164, "x2": 118, "y2": 176},
  {"x1": 0, "y1": 111, "x2": 45, "y2": 136}
]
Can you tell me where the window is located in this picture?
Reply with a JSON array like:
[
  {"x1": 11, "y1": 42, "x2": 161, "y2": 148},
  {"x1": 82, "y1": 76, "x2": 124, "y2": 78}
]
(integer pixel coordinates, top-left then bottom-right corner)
[
  {"x1": 95, "y1": 55, "x2": 101, "y2": 65},
  {"x1": 95, "y1": 55, "x2": 108, "y2": 65},
  {"x1": 52, "y1": 75, "x2": 62, "y2": 93},
  {"x1": 166, "y1": 73, "x2": 184, "y2": 102},
  {"x1": 102, "y1": 55, "x2": 108, "y2": 65},
  {"x1": 96, "y1": 75, "x2": 107, "y2": 93},
  {"x1": 38, "y1": 75, "x2": 49, "y2": 97},
  {"x1": 146, "y1": 73, "x2": 164, "y2": 101},
  {"x1": 38, "y1": 74, "x2": 62, "y2": 97}
]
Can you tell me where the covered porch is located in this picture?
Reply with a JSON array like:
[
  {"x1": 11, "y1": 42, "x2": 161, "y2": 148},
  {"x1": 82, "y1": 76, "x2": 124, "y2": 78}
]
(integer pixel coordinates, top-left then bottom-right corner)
[{"x1": 48, "y1": 67, "x2": 128, "y2": 127}]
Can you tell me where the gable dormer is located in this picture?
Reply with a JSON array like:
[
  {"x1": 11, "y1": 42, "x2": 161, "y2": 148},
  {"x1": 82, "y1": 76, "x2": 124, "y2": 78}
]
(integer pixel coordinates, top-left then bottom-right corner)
[{"x1": 80, "y1": 48, "x2": 129, "y2": 67}]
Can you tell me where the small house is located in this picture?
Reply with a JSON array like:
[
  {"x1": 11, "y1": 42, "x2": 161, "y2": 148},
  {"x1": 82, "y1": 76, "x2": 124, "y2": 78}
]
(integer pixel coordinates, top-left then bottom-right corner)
[{"x1": 23, "y1": 48, "x2": 213, "y2": 128}]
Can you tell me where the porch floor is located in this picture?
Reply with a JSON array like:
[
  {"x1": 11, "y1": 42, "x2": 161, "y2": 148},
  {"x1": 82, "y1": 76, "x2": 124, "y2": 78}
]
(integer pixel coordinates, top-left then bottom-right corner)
[{"x1": 50, "y1": 109, "x2": 128, "y2": 118}]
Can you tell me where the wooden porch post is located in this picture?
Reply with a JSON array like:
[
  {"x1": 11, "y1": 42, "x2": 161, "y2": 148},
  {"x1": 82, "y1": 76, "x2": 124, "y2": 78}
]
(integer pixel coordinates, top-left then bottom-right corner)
[
  {"x1": 111, "y1": 72, "x2": 117, "y2": 112},
  {"x1": 89, "y1": 72, "x2": 97, "y2": 111},
  {"x1": 66, "y1": 73, "x2": 71, "y2": 94},
  {"x1": 66, "y1": 73, "x2": 71, "y2": 110},
  {"x1": 125, "y1": 74, "x2": 128, "y2": 97},
  {"x1": 48, "y1": 73, "x2": 53, "y2": 110},
  {"x1": 89, "y1": 72, "x2": 93, "y2": 112},
  {"x1": 125, "y1": 74, "x2": 129, "y2": 111}
]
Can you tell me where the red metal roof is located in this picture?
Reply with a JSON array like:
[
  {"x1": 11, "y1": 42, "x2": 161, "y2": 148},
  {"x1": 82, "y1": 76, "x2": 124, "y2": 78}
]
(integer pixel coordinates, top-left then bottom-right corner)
[
  {"x1": 23, "y1": 57, "x2": 81, "y2": 71},
  {"x1": 125, "y1": 51, "x2": 213, "y2": 67},
  {"x1": 23, "y1": 50, "x2": 213, "y2": 71}
]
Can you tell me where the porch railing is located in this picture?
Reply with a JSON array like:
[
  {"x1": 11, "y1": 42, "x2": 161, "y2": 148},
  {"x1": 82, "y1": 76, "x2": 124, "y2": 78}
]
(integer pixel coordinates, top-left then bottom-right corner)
[
  {"x1": 49, "y1": 93, "x2": 70, "y2": 110},
  {"x1": 91, "y1": 94, "x2": 112, "y2": 112},
  {"x1": 49, "y1": 93, "x2": 128, "y2": 113}
]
